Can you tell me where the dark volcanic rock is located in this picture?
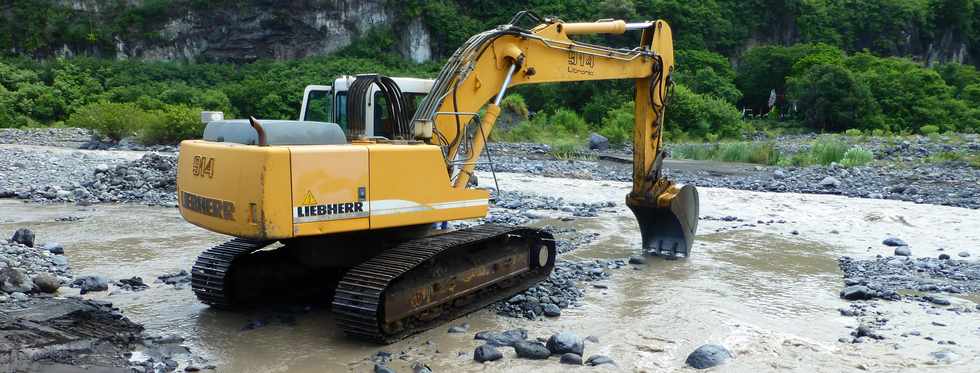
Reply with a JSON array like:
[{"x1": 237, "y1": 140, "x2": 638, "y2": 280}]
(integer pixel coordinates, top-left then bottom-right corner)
[
  {"x1": 513, "y1": 340, "x2": 551, "y2": 360},
  {"x1": 475, "y1": 329, "x2": 528, "y2": 347},
  {"x1": 72, "y1": 275, "x2": 109, "y2": 294},
  {"x1": 883, "y1": 237, "x2": 907, "y2": 247},
  {"x1": 589, "y1": 133, "x2": 609, "y2": 151},
  {"x1": 10, "y1": 228, "x2": 35, "y2": 247},
  {"x1": 841, "y1": 285, "x2": 874, "y2": 300},
  {"x1": 158, "y1": 269, "x2": 191, "y2": 285},
  {"x1": 473, "y1": 344, "x2": 503, "y2": 362},
  {"x1": 42, "y1": 242, "x2": 64, "y2": 254},
  {"x1": 546, "y1": 331, "x2": 584, "y2": 355},
  {"x1": 374, "y1": 364, "x2": 396, "y2": 373},
  {"x1": 585, "y1": 355, "x2": 616, "y2": 366},
  {"x1": 685, "y1": 344, "x2": 732, "y2": 369},
  {"x1": 560, "y1": 353, "x2": 583, "y2": 365},
  {"x1": 542, "y1": 303, "x2": 561, "y2": 317}
]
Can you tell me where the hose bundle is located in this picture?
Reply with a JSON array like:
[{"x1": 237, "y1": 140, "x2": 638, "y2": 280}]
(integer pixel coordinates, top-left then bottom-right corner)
[{"x1": 347, "y1": 74, "x2": 412, "y2": 139}]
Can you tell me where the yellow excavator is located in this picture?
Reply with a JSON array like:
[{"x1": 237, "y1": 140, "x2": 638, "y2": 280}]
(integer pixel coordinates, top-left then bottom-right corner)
[{"x1": 177, "y1": 12, "x2": 698, "y2": 343}]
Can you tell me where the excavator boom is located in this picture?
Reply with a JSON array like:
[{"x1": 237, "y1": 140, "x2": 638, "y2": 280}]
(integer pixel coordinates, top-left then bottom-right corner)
[{"x1": 412, "y1": 14, "x2": 699, "y2": 256}]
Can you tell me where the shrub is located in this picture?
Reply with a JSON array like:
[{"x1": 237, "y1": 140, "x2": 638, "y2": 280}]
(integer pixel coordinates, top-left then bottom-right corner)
[
  {"x1": 841, "y1": 148, "x2": 873, "y2": 167},
  {"x1": 844, "y1": 129, "x2": 863, "y2": 137},
  {"x1": 809, "y1": 137, "x2": 850, "y2": 165},
  {"x1": 140, "y1": 105, "x2": 204, "y2": 145},
  {"x1": 919, "y1": 124, "x2": 940, "y2": 135},
  {"x1": 500, "y1": 94, "x2": 529, "y2": 119},
  {"x1": 597, "y1": 101, "x2": 634, "y2": 145},
  {"x1": 67, "y1": 102, "x2": 149, "y2": 141}
]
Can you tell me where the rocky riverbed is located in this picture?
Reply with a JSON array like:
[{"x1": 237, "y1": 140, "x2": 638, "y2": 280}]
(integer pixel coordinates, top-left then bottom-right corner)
[
  {"x1": 1, "y1": 128, "x2": 979, "y2": 371},
  {"x1": 480, "y1": 134, "x2": 980, "y2": 209}
]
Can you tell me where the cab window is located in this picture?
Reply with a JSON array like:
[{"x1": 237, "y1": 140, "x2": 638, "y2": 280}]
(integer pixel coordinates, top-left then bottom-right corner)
[
  {"x1": 373, "y1": 91, "x2": 393, "y2": 139},
  {"x1": 303, "y1": 90, "x2": 332, "y2": 122},
  {"x1": 334, "y1": 92, "x2": 348, "y2": 132}
]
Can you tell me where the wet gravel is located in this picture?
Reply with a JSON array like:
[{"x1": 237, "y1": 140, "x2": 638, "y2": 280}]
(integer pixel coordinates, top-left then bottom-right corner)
[{"x1": 480, "y1": 136, "x2": 980, "y2": 209}]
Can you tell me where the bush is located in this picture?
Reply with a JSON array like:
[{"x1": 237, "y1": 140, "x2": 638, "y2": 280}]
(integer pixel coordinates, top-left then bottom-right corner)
[
  {"x1": 919, "y1": 124, "x2": 940, "y2": 135},
  {"x1": 67, "y1": 102, "x2": 149, "y2": 141},
  {"x1": 841, "y1": 148, "x2": 873, "y2": 167},
  {"x1": 670, "y1": 142, "x2": 779, "y2": 165},
  {"x1": 500, "y1": 94, "x2": 529, "y2": 119},
  {"x1": 140, "y1": 105, "x2": 204, "y2": 145},
  {"x1": 597, "y1": 101, "x2": 634, "y2": 145},
  {"x1": 844, "y1": 129, "x2": 863, "y2": 137}
]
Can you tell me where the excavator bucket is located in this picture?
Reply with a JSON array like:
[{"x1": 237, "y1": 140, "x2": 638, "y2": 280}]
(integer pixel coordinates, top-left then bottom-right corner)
[{"x1": 626, "y1": 183, "x2": 699, "y2": 257}]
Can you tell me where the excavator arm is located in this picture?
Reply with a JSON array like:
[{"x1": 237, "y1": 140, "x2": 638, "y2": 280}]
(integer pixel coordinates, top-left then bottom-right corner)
[{"x1": 411, "y1": 14, "x2": 699, "y2": 256}]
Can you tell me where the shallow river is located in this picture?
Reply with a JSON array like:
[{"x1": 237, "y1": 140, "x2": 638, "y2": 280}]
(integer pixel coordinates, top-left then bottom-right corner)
[{"x1": 2, "y1": 171, "x2": 979, "y2": 372}]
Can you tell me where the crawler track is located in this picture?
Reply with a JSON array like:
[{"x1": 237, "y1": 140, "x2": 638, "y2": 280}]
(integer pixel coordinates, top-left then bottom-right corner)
[
  {"x1": 332, "y1": 224, "x2": 555, "y2": 343},
  {"x1": 191, "y1": 238, "x2": 273, "y2": 308}
]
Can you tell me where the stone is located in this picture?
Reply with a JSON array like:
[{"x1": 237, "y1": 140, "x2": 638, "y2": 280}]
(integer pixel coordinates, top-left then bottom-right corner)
[
  {"x1": 475, "y1": 329, "x2": 527, "y2": 347},
  {"x1": 894, "y1": 246, "x2": 911, "y2": 256},
  {"x1": 513, "y1": 340, "x2": 550, "y2": 360},
  {"x1": 72, "y1": 275, "x2": 109, "y2": 294},
  {"x1": 818, "y1": 176, "x2": 841, "y2": 188},
  {"x1": 958, "y1": 251, "x2": 970, "y2": 257},
  {"x1": 542, "y1": 303, "x2": 561, "y2": 317},
  {"x1": 925, "y1": 295, "x2": 951, "y2": 306},
  {"x1": 473, "y1": 344, "x2": 502, "y2": 362},
  {"x1": 11, "y1": 292, "x2": 28, "y2": 301},
  {"x1": 585, "y1": 355, "x2": 615, "y2": 366},
  {"x1": 773, "y1": 169, "x2": 787, "y2": 179},
  {"x1": 448, "y1": 323, "x2": 468, "y2": 333},
  {"x1": 32, "y1": 273, "x2": 60, "y2": 293},
  {"x1": 588, "y1": 133, "x2": 609, "y2": 151},
  {"x1": 546, "y1": 332, "x2": 584, "y2": 355},
  {"x1": 685, "y1": 344, "x2": 732, "y2": 369},
  {"x1": 374, "y1": 364, "x2": 395, "y2": 373},
  {"x1": 10, "y1": 228, "x2": 35, "y2": 247},
  {"x1": 939, "y1": 254, "x2": 951, "y2": 260},
  {"x1": 883, "y1": 237, "x2": 907, "y2": 247},
  {"x1": 585, "y1": 335, "x2": 599, "y2": 344},
  {"x1": 930, "y1": 350, "x2": 959, "y2": 364},
  {"x1": 411, "y1": 362, "x2": 431, "y2": 373},
  {"x1": 841, "y1": 285, "x2": 873, "y2": 300},
  {"x1": 628, "y1": 255, "x2": 646, "y2": 265},
  {"x1": 0, "y1": 267, "x2": 33, "y2": 293},
  {"x1": 560, "y1": 353, "x2": 583, "y2": 365},
  {"x1": 43, "y1": 242, "x2": 64, "y2": 255}
]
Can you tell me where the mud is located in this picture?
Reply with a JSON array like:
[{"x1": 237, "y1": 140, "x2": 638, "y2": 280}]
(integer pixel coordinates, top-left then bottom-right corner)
[{"x1": 2, "y1": 171, "x2": 979, "y2": 371}]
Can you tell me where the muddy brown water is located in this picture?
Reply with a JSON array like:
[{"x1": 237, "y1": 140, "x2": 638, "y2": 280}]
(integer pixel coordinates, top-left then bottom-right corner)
[{"x1": 2, "y1": 171, "x2": 979, "y2": 372}]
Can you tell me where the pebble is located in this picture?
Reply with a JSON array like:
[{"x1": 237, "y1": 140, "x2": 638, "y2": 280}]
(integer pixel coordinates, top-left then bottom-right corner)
[
  {"x1": 685, "y1": 344, "x2": 732, "y2": 369},
  {"x1": 958, "y1": 251, "x2": 970, "y2": 257},
  {"x1": 883, "y1": 237, "x2": 907, "y2": 247},
  {"x1": 447, "y1": 323, "x2": 468, "y2": 333},
  {"x1": 628, "y1": 255, "x2": 646, "y2": 265},
  {"x1": 473, "y1": 344, "x2": 503, "y2": 362},
  {"x1": 939, "y1": 254, "x2": 951, "y2": 260},
  {"x1": 894, "y1": 246, "x2": 911, "y2": 256},
  {"x1": 542, "y1": 303, "x2": 561, "y2": 317},
  {"x1": 11, "y1": 292, "x2": 28, "y2": 301},
  {"x1": 374, "y1": 364, "x2": 396, "y2": 373}
]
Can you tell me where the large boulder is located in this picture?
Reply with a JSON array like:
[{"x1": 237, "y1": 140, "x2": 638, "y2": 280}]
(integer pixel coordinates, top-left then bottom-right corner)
[
  {"x1": 686, "y1": 344, "x2": 732, "y2": 369},
  {"x1": 10, "y1": 228, "x2": 35, "y2": 247},
  {"x1": 72, "y1": 275, "x2": 109, "y2": 294},
  {"x1": 475, "y1": 328, "x2": 527, "y2": 347},
  {"x1": 0, "y1": 267, "x2": 33, "y2": 293},
  {"x1": 513, "y1": 340, "x2": 550, "y2": 359},
  {"x1": 32, "y1": 273, "x2": 61, "y2": 293},
  {"x1": 588, "y1": 133, "x2": 609, "y2": 151},
  {"x1": 546, "y1": 331, "x2": 584, "y2": 355}
]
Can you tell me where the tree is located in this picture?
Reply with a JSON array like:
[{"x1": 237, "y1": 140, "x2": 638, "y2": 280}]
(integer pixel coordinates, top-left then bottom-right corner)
[{"x1": 788, "y1": 63, "x2": 879, "y2": 131}]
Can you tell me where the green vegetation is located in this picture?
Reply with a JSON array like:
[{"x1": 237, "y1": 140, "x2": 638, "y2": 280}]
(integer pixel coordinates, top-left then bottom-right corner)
[
  {"x1": 2, "y1": 0, "x2": 980, "y2": 147},
  {"x1": 672, "y1": 136, "x2": 875, "y2": 167}
]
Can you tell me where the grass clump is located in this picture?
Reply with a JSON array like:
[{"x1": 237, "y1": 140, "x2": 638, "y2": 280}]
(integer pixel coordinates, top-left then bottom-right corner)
[
  {"x1": 840, "y1": 148, "x2": 873, "y2": 167},
  {"x1": 809, "y1": 137, "x2": 849, "y2": 165},
  {"x1": 671, "y1": 142, "x2": 780, "y2": 165}
]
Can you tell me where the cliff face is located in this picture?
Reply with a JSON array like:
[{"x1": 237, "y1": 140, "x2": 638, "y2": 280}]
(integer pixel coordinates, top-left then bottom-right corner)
[{"x1": 46, "y1": 0, "x2": 433, "y2": 63}]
